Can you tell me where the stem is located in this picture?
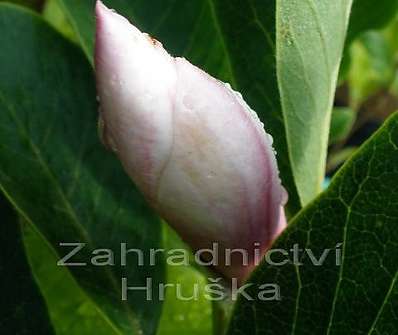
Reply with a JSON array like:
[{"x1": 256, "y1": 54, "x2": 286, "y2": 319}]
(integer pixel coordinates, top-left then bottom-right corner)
[{"x1": 212, "y1": 294, "x2": 234, "y2": 335}]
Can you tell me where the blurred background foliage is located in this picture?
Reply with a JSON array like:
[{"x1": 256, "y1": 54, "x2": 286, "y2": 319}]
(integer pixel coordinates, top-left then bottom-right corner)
[
  {"x1": 333, "y1": 4, "x2": 398, "y2": 176},
  {"x1": 1, "y1": 0, "x2": 398, "y2": 334}
]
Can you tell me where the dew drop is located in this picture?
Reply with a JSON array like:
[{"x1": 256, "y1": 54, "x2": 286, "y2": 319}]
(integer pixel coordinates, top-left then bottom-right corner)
[{"x1": 267, "y1": 133, "x2": 274, "y2": 145}]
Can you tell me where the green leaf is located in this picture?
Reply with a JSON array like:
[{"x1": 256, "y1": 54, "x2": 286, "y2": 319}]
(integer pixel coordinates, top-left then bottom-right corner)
[
  {"x1": 57, "y1": 0, "x2": 301, "y2": 216},
  {"x1": 23, "y1": 223, "x2": 117, "y2": 335},
  {"x1": 227, "y1": 112, "x2": 398, "y2": 334},
  {"x1": 43, "y1": 0, "x2": 78, "y2": 43},
  {"x1": 0, "y1": 4, "x2": 165, "y2": 335},
  {"x1": 329, "y1": 107, "x2": 356, "y2": 145},
  {"x1": 348, "y1": 0, "x2": 398, "y2": 43},
  {"x1": 276, "y1": 0, "x2": 353, "y2": 205},
  {"x1": 0, "y1": 194, "x2": 55, "y2": 334},
  {"x1": 157, "y1": 225, "x2": 212, "y2": 335}
]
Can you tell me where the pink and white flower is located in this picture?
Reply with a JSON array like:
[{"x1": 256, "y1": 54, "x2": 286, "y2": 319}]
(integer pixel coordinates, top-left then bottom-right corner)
[{"x1": 95, "y1": 1, "x2": 287, "y2": 282}]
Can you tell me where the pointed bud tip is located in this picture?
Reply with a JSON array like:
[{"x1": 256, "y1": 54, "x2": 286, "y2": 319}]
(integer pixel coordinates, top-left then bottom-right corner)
[
  {"x1": 95, "y1": 0, "x2": 147, "y2": 71},
  {"x1": 95, "y1": 0, "x2": 111, "y2": 26},
  {"x1": 95, "y1": 0, "x2": 141, "y2": 36},
  {"x1": 95, "y1": 0, "x2": 106, "y2": 13}
]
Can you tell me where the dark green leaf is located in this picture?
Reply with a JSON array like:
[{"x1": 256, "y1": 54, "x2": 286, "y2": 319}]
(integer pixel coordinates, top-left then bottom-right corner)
[
  {"x1": 0, "y1": 4, "x2": 165, "y2": 335},
  {"x1": 0, "y1": 0, "x2": 43, "y2": 11},
  {"x1": 58, "y1": 0, "x2": 301, "y2": 216},
  {"x1": 228, "y1": 112, "x2": 398, "y2": 334},
  {"x1": 0, "y1": 194, "x2": 55, "y2": 334},
  {"x1": 348, "y1": 0, "x2": 398, "y2": 43}
]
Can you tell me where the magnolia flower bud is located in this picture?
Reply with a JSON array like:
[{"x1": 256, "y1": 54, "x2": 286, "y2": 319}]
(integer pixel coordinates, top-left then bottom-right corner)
[{"x1": 95, "y1": 1, "x2": 287, "y2": 282}]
